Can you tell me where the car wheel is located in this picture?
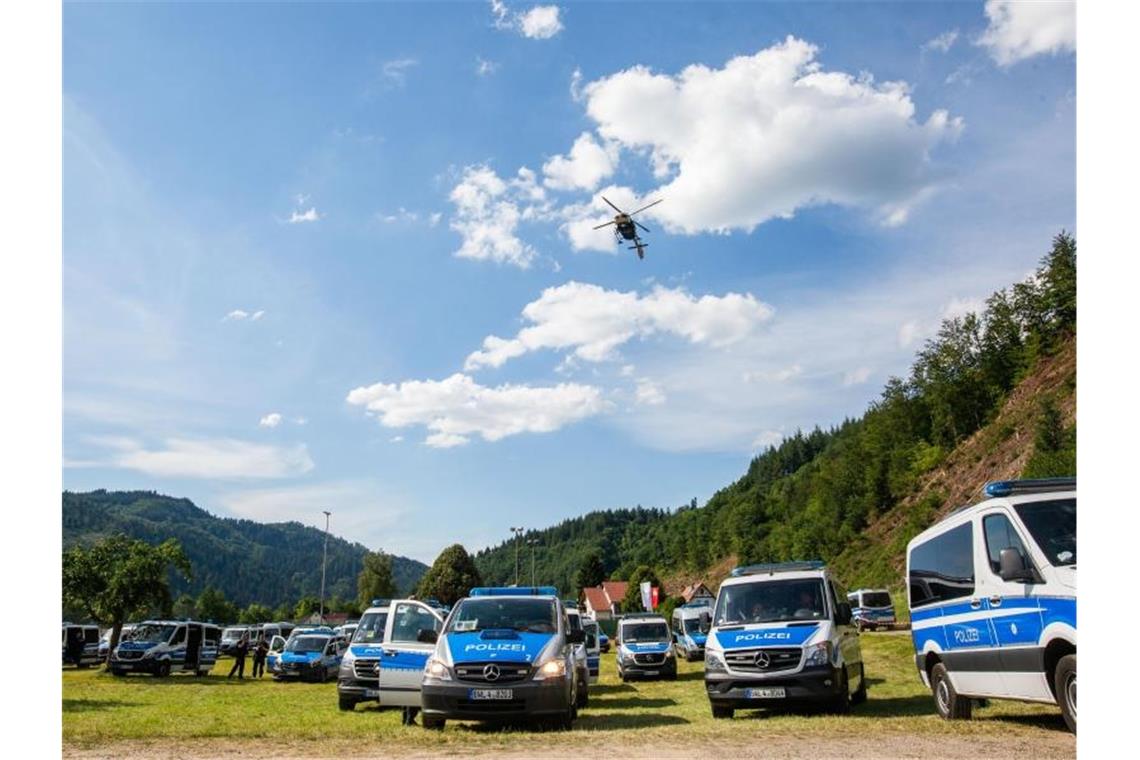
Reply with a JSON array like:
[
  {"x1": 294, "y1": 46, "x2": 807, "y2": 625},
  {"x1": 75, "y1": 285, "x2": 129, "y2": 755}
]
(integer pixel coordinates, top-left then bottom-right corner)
[
  {"x1": 831, "y1": 669, "x2": 850, "y2": 714},
  {"x1": 338, "y1": 694, "x2": 357, "y2": 711},
  {"x1": 576, "y1": 681, "x2": 589, "y2": 709},
  {"x1": 851, "y1": 663, "x2": 867, "y2": 706},
  {"x1": 711, "y1": 704, "x2": 734, "y2": 719},
  {"x1": 422, "y1": 715, "x2": 445, "y2": 730},
  {"x1": 1055, "y1": 654, "x2": 1076, "y2": 733},
  {"x1": 930, "y1": 662, "x2": 971, "y2": 720},
  {"x1": 156, "y1": 661, "x2": 171, "y2": 678}
]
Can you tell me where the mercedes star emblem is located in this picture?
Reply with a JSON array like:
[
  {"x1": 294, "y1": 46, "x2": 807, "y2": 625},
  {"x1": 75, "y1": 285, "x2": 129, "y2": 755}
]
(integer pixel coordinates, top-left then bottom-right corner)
[
  {"x1": 753, "y1": 651, "x2": 771, "y2": 669},
  {"x1": 483, "y1": 664, "x2": 501, "y2": 681}
]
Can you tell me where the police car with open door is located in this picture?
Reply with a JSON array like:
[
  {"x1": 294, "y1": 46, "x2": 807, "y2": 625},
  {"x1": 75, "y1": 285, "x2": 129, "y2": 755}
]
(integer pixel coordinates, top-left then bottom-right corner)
[
  {"x1": 582, "y1": 618, "x2": 601, "y2": 684},
  {"x1": 907, "y1": 478, "x2": 1076, "y2": 732},
  {"x1": 368, "y1": 599, "x2": 448, "y2": 713},
  {"x1": 62, "y1": 624, "x2": 101, "y2": 668},
  {"x1": 420, "y1": 586, "x2": 584, "y2": 730},
  {"x1": 109, "y1": 620, "x2": 220, "y2": 677},
  {"x1": 703, "y1": 562, "x2": 865, "y2": 718}
]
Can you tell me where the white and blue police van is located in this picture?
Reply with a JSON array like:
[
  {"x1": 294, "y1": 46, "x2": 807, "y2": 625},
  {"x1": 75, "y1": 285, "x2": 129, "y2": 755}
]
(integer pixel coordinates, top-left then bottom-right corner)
[
  {"x1": 62, "y1": 624, "x2": 102, "y2": 668},
  {"x1": 338, "y1": 599, "x2": 391, "y2": 710},
  {"x1": 582, "y1": 618, "x2": 601, "y2": 685},
  {"x1": 672, "y1": 603, "x2": 710, "y2": 662},
  {"x1": 703, "y1": 562, "x2": 865, "y2": 718},
  {"x1": 907, "y1": 478, "x2": 1076, "y2": 732},
  {"x1": 420, "y1": 586, "x2": 584, "y2": 730},
  {"x1": 108, "y1": 620, "x2": 220, "y2": 677},
  {"x1": 846, "y1": 589, "x2": 897, "y2": 631},
  {"x1": 616, "y1": 613, "x2": 677, "y2": 681}
]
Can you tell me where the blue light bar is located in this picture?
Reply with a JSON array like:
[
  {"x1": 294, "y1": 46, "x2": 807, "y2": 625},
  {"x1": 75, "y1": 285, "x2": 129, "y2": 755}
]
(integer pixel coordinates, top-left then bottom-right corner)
[
  {"x1": 730, "y1": 560, "x2": 825, "y2": 577},
  {"x1": 469, "y1": 586, "x2": 560, "y2": 597},
  {"x1": 984, "y1": 478, "x2": 1076, "y2": 498},
  {"x1": 370, "y1": 598, "x2": 392, "y2": 607}
]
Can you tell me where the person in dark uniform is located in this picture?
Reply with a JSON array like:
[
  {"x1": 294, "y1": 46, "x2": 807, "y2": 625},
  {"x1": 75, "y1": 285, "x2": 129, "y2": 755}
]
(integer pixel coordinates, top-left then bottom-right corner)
[
  {"x1": 252, "y1": 637, "x2": 269, "y2": 678},
  {"x1": 228, "y1": 634, "x2": 249, "y2": 679}
]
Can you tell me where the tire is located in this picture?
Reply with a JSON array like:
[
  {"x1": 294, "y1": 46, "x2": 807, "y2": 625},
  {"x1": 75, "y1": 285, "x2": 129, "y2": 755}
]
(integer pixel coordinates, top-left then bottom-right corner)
[
  {"x1": 930, "y1": 662, "x2": 971, "y2": 720},
  {"x1": 576, "y1": 680, "x2": 589, "y2": 709},
  {"x1": 155, "y1": 661, "x2": 171, "y2": 678},
  {"x1": 831, "y1": 669, "x2": 850, "y2": 714},
  {"x1": 1055, "y1": 654, "x2": 1076, "y2": 733},
  {"x1": 851, "y1": 663, "x2": 867, "y2": 706},
  {"x1": 711, "y1": 704, "x2": 734, "y2": 719},
  {"x1": 422, "y1": 715, "x2": 445, "y2": 730},
  {"x1": 196, "y1": 669, "x2": 208, "y2": 678},
  {"x1": 338, "y1": 695, "x2": 357, "y2": 712}
]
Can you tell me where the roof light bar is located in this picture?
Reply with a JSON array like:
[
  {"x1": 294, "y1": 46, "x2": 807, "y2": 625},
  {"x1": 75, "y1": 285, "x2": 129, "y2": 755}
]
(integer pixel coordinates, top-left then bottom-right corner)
[
  {"x1": 469, "y1": 586, "x2": 560, "y2": 597},
  {"x1": 984, "y1": 478, "x2": 1076, "y2": 498},
  {"x1": 730, "y1": 560, "x2": 825, "y2": 577}
]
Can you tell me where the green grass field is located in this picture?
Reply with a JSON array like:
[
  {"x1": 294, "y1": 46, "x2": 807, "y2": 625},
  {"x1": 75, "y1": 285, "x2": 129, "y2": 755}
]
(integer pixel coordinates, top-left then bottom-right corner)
[{"x1": 63, "y1": 634, "x2": 1070, "y2": 754}]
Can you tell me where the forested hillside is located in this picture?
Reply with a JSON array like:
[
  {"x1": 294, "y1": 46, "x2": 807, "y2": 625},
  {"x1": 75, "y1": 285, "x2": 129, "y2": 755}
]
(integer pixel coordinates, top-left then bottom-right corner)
[
  {"x1": 62, "y1": 490, "x2": 428, "y2": 607},
  {"x1": 475, "y1": 233, "x2": 1076, "y2": 596}
]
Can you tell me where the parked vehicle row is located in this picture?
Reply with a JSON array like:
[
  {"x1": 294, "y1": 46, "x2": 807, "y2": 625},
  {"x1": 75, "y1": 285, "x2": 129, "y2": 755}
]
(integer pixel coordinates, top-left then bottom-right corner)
[{"x1": 108, "y1": 620, "x2": 220, "y2": 677}]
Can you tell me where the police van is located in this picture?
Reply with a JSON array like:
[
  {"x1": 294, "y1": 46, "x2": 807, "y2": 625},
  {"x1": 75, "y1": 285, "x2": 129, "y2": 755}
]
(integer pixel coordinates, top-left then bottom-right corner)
[
  {"x1": 846, "y1": 589, "x2": 896, "y2": 631},
  {"x1": 109, "y1": 620, "x2": 220, "y2": 677},
  {"x1": 616, "y1": 613, "x2": 676, "y2": 681},
  {"x1": 582, "y1": 618, "x2": 601, "y2": 684},
  {"x1": 269, "y1": 631, "x2": 345, "y2": 682},
  {"x1": 671, "y1": 604, "x2": 709, "y2": 661},
  {"x1": 420, "y1": 586, "x2": 584, "y2": 730},
  {"x1": 703, "y1": 562, "x2": 865, "y2": 718},
  {"x1": 907, "y1": 478, "x2": 1076, "y2": 732},
  {"x1": 62, "y1": 624, "x2": 101, "y2": 668},
  {"x1": 338, "y1": 600, "x2": 391, "y2": 710}
]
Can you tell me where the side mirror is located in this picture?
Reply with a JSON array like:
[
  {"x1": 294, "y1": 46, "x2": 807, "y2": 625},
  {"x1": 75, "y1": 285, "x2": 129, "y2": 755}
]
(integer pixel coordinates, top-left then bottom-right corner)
[
  {"x1": 699, "y1": 611, "x2": 711, "y2": 634},
  {"x1": 416, "y1": 628, "x2": 438, "y2": 644},
  {"x1": 999, "y1": 547, "x2": 1037, "y2": 583},
  {"x1": 836, "y1": 602, "x2": 853, "y2": 626},
  {"x1": 566, "y1": 630, "x2": 585, "y2": 644}
]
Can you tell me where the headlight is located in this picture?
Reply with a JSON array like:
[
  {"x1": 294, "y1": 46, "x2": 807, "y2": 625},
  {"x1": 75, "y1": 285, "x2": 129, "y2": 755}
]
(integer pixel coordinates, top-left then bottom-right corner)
[
  {"x1": 804, "y1": 642, "x2": 831, "y2": 668},
  {"x1": 704, "y1": 651, "x2": 726, "y2": 672},
  {"x1": 532, "y1": 659, "x2": 566, "y2": 680},
  {"x1": 425, "y1": 657, "x2": 452, "y2": 681},
  {"x1": 664, "y1": 648, "x2": 674, "y2": 658}
]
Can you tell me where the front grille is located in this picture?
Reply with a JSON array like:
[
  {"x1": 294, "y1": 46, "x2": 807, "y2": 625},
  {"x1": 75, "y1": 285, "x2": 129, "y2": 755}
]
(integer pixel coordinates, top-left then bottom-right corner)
[
  {"x1": 117, "y1": 650, "x2": 143, "y2": 660},
  {"x1": 455, "y1": 698, "x2": 527, "y2": 713},
  {"x1": 353, "y1": 658, "x2": 379, "y2": 680},
  {"x1": 633, "y1": 653, "x2": 665, "y2": 665},
  {"x1": 453, "y1": 661, "x2": 531, "y2": 684},
  {"x1": 724, "y1": 647, "x2": 801, "y2": 673}
]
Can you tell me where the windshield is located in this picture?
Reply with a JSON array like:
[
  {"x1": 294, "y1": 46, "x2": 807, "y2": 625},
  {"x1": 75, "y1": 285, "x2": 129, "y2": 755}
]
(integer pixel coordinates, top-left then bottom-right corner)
[
  {"x1": 221, "y1": 628, "x2": 246, "y2": 641},
  {"x1": 622, "y1": 622, "x2": 669, "y2": 642},
  {"x1": 863, "y1": 592, "x2": 892, "y2": 608},
  {"x1": 446, "y1": 598, "x2": 558, "y2": 634},
  {"x1": 1015, "y1": 498, "x2": 1076, "y2": 566},
  {"x1": 714, "y1": 578, "x2": 828, "y2": 625},
  {"x1": 353, "y1": 612, "x2": 388, "y2": 643},
  {"x1": 583, "y1": 623, "x2": 598, "y2": 649},
  {"x1": 682, "y1": 618, "x2": 703, "y2": 634},
  {"x1": 567, "y1": 614, "x2": 582, "y2": 632},
  {"x1": 286, "y1": 636, "x2": 328, "y2": 653},
  {"x1": 131, "y1": 624, "x2": 176, "y2": 644}
]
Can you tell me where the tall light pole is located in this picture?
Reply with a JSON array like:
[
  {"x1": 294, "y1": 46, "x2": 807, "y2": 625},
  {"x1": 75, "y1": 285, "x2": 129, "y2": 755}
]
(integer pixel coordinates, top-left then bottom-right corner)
[
  {"x1": 510, "y1": 526, "x2": 525, "y2": 586},
  {"x1": 527, "y1": 538, "x2": 540, "y2": 586},
  {"x1": 319, "y1": 510, "x2": 331, "y2": 625}
]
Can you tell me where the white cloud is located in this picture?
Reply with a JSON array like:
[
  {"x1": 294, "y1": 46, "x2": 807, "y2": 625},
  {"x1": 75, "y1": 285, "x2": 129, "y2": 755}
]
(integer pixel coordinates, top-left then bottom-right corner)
[
  {"x1": 634, "y1": 378, "x2": 666, "y2": 406},
  {"x1": 448, "y1": 165, "x2": 542, "y2": 267},
  {"x1": 259, "y1": 412, "x2": 283, "y2": 428},
  {"x1": 490, "y1": 0, "x2": 512, "y2": 29},
  {"x1": 390, "y1": 435, "x2": 404, "y2": 443},
  {"x1": 381, "y1": 58, "x2": 418, "y2": 87},
  {"x1": 476, "y1": 57, "x2": 500, "y2": 77},
  {"x1": 570, "y1": 67, "x2": 584, "y2": 102},
  {"x1": 518, "y1": 6, "x2": 564, "y2": 39},
  {"x1": 743, "y1": 364, "x2": 802, "y2": 383},
  {"x1": 95, "y1": 436, "x2": 314, "y2": 479},
  {"x1": 288, "y1": 207, "x2": 321, "y2": 224},
  {"x1": 428, "y1": 212, "x2": 443, "y2": 227},
  {"x1": 978, "y1": 0, "x2": 1075, "y2": 66},
  {"x1": 464, "y1": 281, "x2": 774, "y2": 370},
  {"x1": 346, "y1": 373, "x2": 606, "y2": 447},
  {"x1": 751, "y1": 430, "x2": 786, "y2": 450},
  {"x1": 577, "y1": 36, "x2": 962, "y2": 233},
  {"x1": 842, "y1": 366, "x2": 872, "y2": 386},
  {"x1": 922, "y1": 29, "x2": 959, "y2": 53},
  {"x1": 224, "y1": 308, "x2": 266, "y2": 322},
  {"x1": 381, "y1": 207, "x2": 419, "y2": 224},
  {"x1": 542, "y1": 132, "x2": 619, "y2": 191}
]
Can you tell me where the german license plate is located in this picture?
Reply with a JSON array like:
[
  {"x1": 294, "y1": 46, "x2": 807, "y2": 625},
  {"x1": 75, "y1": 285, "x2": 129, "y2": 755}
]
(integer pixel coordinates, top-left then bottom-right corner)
[
  {"x1": 643, "y1": 670, "x2": 659, "y2": 676},
  {"x1": 469, "y1": 688, "x2": 513, "y2": 700},
  {"x1": 364, "y1": 689, "x2": 379, "y2": 698},
  {"x1": 746, "y1": 687, "x2": 786, "y2": 699}
]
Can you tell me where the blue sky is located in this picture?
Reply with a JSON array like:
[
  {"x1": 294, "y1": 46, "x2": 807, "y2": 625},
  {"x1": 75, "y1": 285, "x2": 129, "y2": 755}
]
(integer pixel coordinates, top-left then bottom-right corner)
[{"x1": 62, "y1": 1, "x2": 1075, "y2": 563}]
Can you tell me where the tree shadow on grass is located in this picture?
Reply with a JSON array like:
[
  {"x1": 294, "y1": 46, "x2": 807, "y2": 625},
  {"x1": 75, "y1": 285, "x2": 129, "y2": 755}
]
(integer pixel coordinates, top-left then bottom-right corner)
[
  {"x1": 63, "y1": 698, "x2": 139, "y2": 712},
  {"x1": 675, "y1": 670, "x2": 705, "y2": 682},
  {"x1": 975, "y1": 711, "x2": 1069, "y2": 733},
  {"x1": 853, "y1": 694, "x2": 939, "y2": 718},
  {"x1": 592, "y1": 696, "x2": 677, "y2": 709},
  {"x1": 448, "y1": 712, "x2": 689, "y2": 734},
  {"x1": 590, "y1": 683, "x2": 636, "y2": 695}
]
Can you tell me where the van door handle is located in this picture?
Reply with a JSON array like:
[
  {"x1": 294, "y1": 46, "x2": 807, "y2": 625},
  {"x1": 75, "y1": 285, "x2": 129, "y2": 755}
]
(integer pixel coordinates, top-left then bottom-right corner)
[
  {"x1": 989, "y1": 596, "x2": 1003, "y2": 607},
  {"x1": 969, "y1": 598, "x2": 982, "y2": 610}
]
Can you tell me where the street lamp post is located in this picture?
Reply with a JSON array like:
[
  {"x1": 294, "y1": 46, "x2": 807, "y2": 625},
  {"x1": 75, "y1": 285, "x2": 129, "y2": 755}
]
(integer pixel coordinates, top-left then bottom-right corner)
[
  {"x1": 510, "y1": 526, "x2": 525, "y2": 586},
  {"x1": 527, "y1": 538, "x2": 539, "y2": 586},
  {"x1": 319, "y1": 510, "x2": 331, "y2": 625}
]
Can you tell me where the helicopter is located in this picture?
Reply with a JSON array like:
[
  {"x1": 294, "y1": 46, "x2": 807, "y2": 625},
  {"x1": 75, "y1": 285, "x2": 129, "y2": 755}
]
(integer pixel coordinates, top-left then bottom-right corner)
[{"x1": 592, "y1": 196, "x2": 663, "y2": 259}]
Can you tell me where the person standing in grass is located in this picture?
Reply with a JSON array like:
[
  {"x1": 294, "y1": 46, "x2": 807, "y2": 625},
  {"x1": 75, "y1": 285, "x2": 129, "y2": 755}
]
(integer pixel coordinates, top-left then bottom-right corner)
[
  {"x1": 228, "y1": 634, "x2": 249, "y2": 679},
  {"x1": 252, "y1": 637, "x2": 269, "y2": 678}
]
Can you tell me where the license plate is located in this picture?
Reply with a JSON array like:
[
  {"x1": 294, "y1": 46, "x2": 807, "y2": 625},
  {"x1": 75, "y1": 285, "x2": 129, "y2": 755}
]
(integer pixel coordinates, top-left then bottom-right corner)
[
  {"x1": 643, "y1": 670, "x2": 659, "y2": 676},
  {"x1": 364, "y1": 689, "x2": 379, "y2": 698},
  {"x1": 746, "y1": 687, "x2": 786, "y2": 699},
  {"x1": 468, "y1": 688, "x2": 513, "y2": 700}
]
